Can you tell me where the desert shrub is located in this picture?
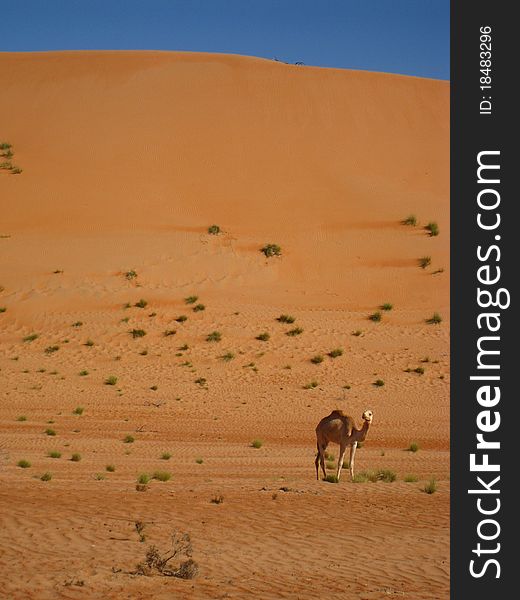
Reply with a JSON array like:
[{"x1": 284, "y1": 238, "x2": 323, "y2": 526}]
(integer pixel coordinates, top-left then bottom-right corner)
[
  {"x1": 94, "y1": 473, "x2": 106, "y2": 480},
  {"x1": 326, "y1": 460, "x2": 335, "y2": 470},
  {"x1": 48, "y1": 450, "x2": 61, "y2": 459},
  {"x1": 208, "y1": 225, "x2": 220, "y2": 235},
  {"x1": 84, "y1": 339, "x2": 94, "y2": 347},
  {"x1": 408, "y1": 442, "x2": 420, "y2": 453},
  {"x1": 425, "y1": 222, "x2": 439, "y2": 236},
  {"x1": 124, "y1": 435, "x2": 135, "y2": 444},
  {"x1": 414, "y1": 367, "x2": 425, "y2": 375},
  {"x1": 404, "y1": 474, "x2": 419, "y2": 482},
  {"x1": 106, "y1": 464, "x2": 116, "y2": 472},
  {"x1": 324, "y1": 474, "x2": 339, "y2": 483},
  {"x1": 277, "y1": 314, "x2": 295, "y2": 324},
  {"x1": 45, "y1": 428, "x2": 56, "y2": 436},
  {"x1": 104, "y1": 375, "x2": 118, "y2": 386},
  {"x1": 175, "y1": 315, "x2": 188, "y2": 323},
  {"x1": 153, "y1": 471, "x2": 172, "y2": 482},
  {"x1": 163, "y1": 329, "x2": 176, "y2": 337},
  {"x1": 426, "y1": 313, "x2": 442, "y2": 324},
  {"x1": 0, "y1": 142, "x2": 12, "y2": 150},
  {"x1": 184, "y1": 295, "x2": 198, "y2": 304},
  {"x1": 423, "y1": 478, "x2": 437, "y2": 494},
  {"x1": 40, "y1": 472, "x2": 52, "y2": 481},
  {"x1": 369, "y1": 311, "x2": 382, "y2": 322},
  {"x1": 150, "y1": 385, "x2": 158, "y2": 391},
  {"x1": 23, "y1": 333, "x2": 38, "y2": 342},
  {"x1": 261, "y1": 243, "x2": 282, "y2": 257},
  {"x1": 377, "y1": 469, "x2": 397, "y2": 482},
  {"x1": 130, "y1": 329, "x2": 146, "y2": 338},
  {"x1": 16, "y1": 415, "x2": 27, "y2": 422},
  {"x1": 195, "y1": 457, "x2": 203, "y2": 464},
  {"x1": 125, "y1": 270, "x2": 138, "y2": 280},
  {"x1": 220, "y1": 352, "x2": 235, "y2": 362},
  {"x1": 178, "y1": 344, "x2": 189, "y2": 351},
  {"x1": 402, "y1": 214, "x2": 417, "y2": 226},
  {"x1": 374, "y1": 379, "x2": 385, "y2": 387},
  {"x1": 72, "y1": 321, "x2": 83, "y2": 327},
  {"x1": 256, "y1": 332, "x2": 270, "y2": 342},
  {"x1": 206, "y1": 331, "x2": 222, "y2": 342},
  {"x1": 380, "y1": 303, "x2": 393, "y2": 311},
  {"x1": 310, "y1": 354, "x2": 324, "y2": 364},
  {"x1": 251, "y1": 439, "x2": 263, "y2": 449},
  {"x1": 71, "y1": 453, "x2": 81, "y2": 462},
  {"x1": 135, "y1": 531, "x2": 198, "y2": 579},
  {"x1": 11, "y1": 167, "x2": 23, "y2": 174},
  {"x1": 352, "y1": 330, "x2": 362, "y2": 337},
  {"x1": 17, "y1": 459, "x2": 31, "y2": 468},
  {"x1": 0, "y1": 307, "x2": 6, "y2": 313},
  {"x1": 419, "y1": 256, "x2": 432, "y2": 269},
  {"x1": 303, "y1": 380, "x2": 318, "y2": 389},
  {"x1": 135, "y1": 299, "x2": 148, "y2": 308},
  {"x1": 192, "y1": 303, "x2": 205, "y2": 312},
  {"x1": 328, "y1": 348, "x2": 343, "y2": 358},
  {"x1": 286, "y1": 327, "x2": 303, "y2": 336},
  {"x1": 45, "y1": 345, "x2": 59, "y2": 354},
  {"x1": 211, "y1": 494, "x2": 224, "y2": 504},
  {"x1": 161, "y1": 452, "x2": 172, "y2": 460},
  {"x1": 137, "y1": 473, "x2": 151, "y2": 484}
]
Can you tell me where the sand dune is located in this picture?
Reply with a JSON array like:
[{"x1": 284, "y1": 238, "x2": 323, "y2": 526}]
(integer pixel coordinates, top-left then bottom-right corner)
[{"x1": 0, "y1": 51, "x2": 449, "y2": 599}]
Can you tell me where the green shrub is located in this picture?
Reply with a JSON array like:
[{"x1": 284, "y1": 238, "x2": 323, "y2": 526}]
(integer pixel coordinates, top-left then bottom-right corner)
[
  {"x1": 72, "y1": 321, "x2": 83, "y2": 327},
  {"x1": 48, "y1": 450, "x2": 61, "y2": 459},
  {"x1": 17, "y1": 459, "x2": 31, "y2": 468},
  {"x1": 323, "y1": 474, "x2": 339, "y2": 483},
  {"x1": 45, "y1": 428, "x2": 56, "y2": 436},
  {"x1": 374, "y1": 379, "x2": 385, "y2": 387},
  {"x1": 71, "y1": 453, "x2": 81, "y2": 462},
  {"x1": 16, "y1": 415, "x2": 27, "y2": 422},
  {"x1": 402, "y1": 214, "x2": 417, "y2": 226},
  {"x1": 369, "y1": 311, "x2": 382, "y2": 322},
  {"x1": 256, "y1": 332, "x2": 270, "y2": 342},
  {"x1": 303, "y1": 380, "x2": 319, "y2": 389},
  {"x1": 195, "y1": 457, "x2": 204, "y2": 464},
  {"x1": 220, "y1": 352, "x2": 235, "y2": 362},
  {"x1": 404, "y1": 474, "x2": 419, "y2": 482},
  {"x1": 0, "y1": 307, "x2": 6, "y2": 313},
  {"x1": 277, "y1": 314, "x2": 295, "y2": 324},
  {"x1": 193, "y1": 303, "x2": 205, "y2": 312},
  {"x1": 161, "y1": 452, "x2": 172, "y2": 460},
  {"x1": 137, "y1": 473, "x2": 150, "y2": 485},
  {"x1": 408, "y1": 442, "x2": 419, "y2": 453},
  {"x1": 175, "y1": 315, "x2": 188, "y2": 323},
  {"x1": 130, "y1": 329, "x2": 146, "y2": 338},
  {"x1": 286, "y1": 327, "x2": 303, "y2": 336},
  {"x1": 134, "y1": 299, "x2": 148, "y2": 308},
  {"x1": 45, "y1": 345, "x2": 59, "y2": 354},
  {"x1": 208, "y1": 225, "x2": 220, "y2": 235},
  {"x1": 23, "y1": 333, "x2": 38, "y2": 342},
  {"x1": 419, "y1": 256, "x2": 432, "y2": 269},
  {"x1": 423, "y1": 478, "x2": 437, "y2": 494},
  {"x1": 79, "y1": 370, "x2": 88, "y2": 376},
  {"x1": 84, "y1": 339, "x2": 94, "y2": 347},
  {"x1": 184, "y1": 295, "x2": 198, "y2": 304},
  {"x1": 251, "y1": 439, "x2": 263, "y2": 449},
  {"x1": 414, "y1": 367, "x2": 425, "y2": 375},
  {"x1": 425, "y1": 222, "x2": 439, "y2": 236},
  {"x1": 125, "y1": 270, "x2": 138, "y2": 280},
  {"x1": 152, "y1": 471, "x2": 171, "y2": 482},
  {"x1": 104, "y1": 375, "x2": 118, "y2": 386},
  {"x1": 123, "y1": 435, "x2": 135, "y2": 444},
  {"x1": 163, "y1": 329, "x2": 176, "y2": 337},
  {"x1": 206, "y1": 331, "x2": 222, "y2": 342},
  {"x1": 11, "y1": 167, "x2": 23, "y2": 175},
  {"x1": 310, "y1": 355, "x2": 324, "y2": 364},
  {"x1": 426, "y1": 313, "x2": 442, "y2": 324},
  {"x1": 261, "y1": 244, "x2": 282, "y2": 257},
  {"x1": 105, "y1": 464, "x2": 116, "y2": 472},
  {"x1": 380, "y1": 303, "x2": 393, "y2": 311},
  {"x1": 40, "y1": 472, "x2": 52, "y2": 481},
  {"x1": 328, "y1": 348, "x2": 343, "y2": 358}
]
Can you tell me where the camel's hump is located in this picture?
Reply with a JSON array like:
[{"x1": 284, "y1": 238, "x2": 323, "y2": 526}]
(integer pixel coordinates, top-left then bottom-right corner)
[{"x1": 329, "y1": 409, "x2": 349, "y2": 419}]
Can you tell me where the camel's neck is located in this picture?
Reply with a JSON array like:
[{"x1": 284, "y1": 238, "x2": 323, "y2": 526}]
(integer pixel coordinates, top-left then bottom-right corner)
[{"x1": 355, "y1": 420, "x2": 370, "y2": 442}]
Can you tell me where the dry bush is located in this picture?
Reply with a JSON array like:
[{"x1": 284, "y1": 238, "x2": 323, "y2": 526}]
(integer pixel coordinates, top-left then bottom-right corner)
[{"x1": 135, "y1": 531, "x2": 198, "y2": 579}]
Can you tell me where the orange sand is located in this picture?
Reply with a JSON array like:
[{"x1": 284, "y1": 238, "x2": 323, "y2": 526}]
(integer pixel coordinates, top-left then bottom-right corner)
[{"x1": 0, "y1": 51, "x2": 449, "y2": 599}]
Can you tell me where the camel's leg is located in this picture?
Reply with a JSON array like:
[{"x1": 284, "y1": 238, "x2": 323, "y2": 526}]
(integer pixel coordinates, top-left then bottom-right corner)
[
  {"x1": 349, "y1": 442, "x2": 358, "y2": 480},
  {"x1": 319, "y1": 444, "x2": 327, "y2": 479},
  {"x1": 336, "y1": 443, "x2": 348, "y2": 481},
  {"x1": 315, "y1": 442, "x2": 321, "y2": 480}
]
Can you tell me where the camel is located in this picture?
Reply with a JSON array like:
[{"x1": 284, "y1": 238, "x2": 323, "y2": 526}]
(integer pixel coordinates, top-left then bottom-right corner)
[{"x1": 315, "y1": 409, "x2": 373, "y2": 481}]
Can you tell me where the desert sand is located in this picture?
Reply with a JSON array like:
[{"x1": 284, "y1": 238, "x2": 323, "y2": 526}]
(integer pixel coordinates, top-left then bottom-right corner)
[{"x1": 0, "y1": 51, "x2": 449, "y2": 599}]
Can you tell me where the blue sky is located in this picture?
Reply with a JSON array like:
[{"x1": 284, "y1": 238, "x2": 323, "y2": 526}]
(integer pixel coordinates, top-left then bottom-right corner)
[{"x1": 0, "y1": 0, "x2": 449, "y2": 79}]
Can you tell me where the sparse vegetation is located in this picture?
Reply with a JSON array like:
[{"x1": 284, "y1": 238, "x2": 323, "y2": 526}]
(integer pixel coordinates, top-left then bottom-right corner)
[
  {"x1": 45, "y1": 345, "x2": 59, "y2": 354},
  {"x1": 251, "y1": 439, "x2": 263, "y2": 449},
  {"x1": 402, "y1": 214, "x2": 417, "y2": 226},
  {"x1": 84, "y1": 339, "x2": 94, "y2": 347},
  {"x1": 137, "y1": 473, "x2": 151, "y2": 485},
  {"x1": 175, "y1": 315, "x2": 188, "y2": 323},
  {"x1": 303, "y1": 380, "x2": 319, "y2": 389},
  {"x1": 106, "y1": 464, "x2": 116, "y2": 472},
  {"x1": 195, "y1": 457, "x2": 203, "y2": 464},
  {"x1": 150, "y1": 385, "x2": 158, "y2": 391},
  {"x1": 71, "y1": 453, "x2": 82, "y2": 462},
  {"x1": 40, "y1": 472, "x2": 52, "y2": 481},
  {"x1": 192, "y1": 303, "x2": 205, "y2": 312},
  {"x1": 23, "y1": 333, "x2": 38, "y2": 342},
  {"x1": 45, "y1": 428, "x2": 56, "y2": 436},
  {"x1": 72, "y1": 321, "x2": 83, "y2": 327},
  {"x1": 352, "y1": 330, "x2": 362, "y2": 337},
  {"x1": 211, "y1": 494, "x2": 224, "y2": 504},
  {"x1": 256, "y1": 332, "x2": 270, "y2": 342},
  {"x1": 328, "y1": 348, "x2": 343, "y2": 358},
  {"x1": 163, "y1": 329, "x2": 176, "y2": 337},
  {"x1": 404, "y1": 474, "x2": 419, "y2": 482},
  {"x1": 184, "y1": 295, "x2": 198, "y2": 304},
  {"x1": 324, "y1": 474, "x2": 339, "y2": 483},
  {"x1": 79, "y1": 370, "x2": 88, "y2": 376},
  {"x1": 353, "y1": 469, "x2": 396, "y2": 483},
  {"x1": 124, "y1": 435, "x2": 135, "y2": 444},
  {"x1": 0, "y1": 307, "x2": 6, "y2": 313},
  {"x1": 408, "y1": 442, "x2": 420, "y2": 453},
  {"x1": 152, "y1": 471, "x2": 172, "y2": 482},
  {"x1": 369, "y1": 311, "x2": 382, "y2": 322},
  {"x1": 286, "y1": 327, "x2": 303, "y2": 336},
  {"x1": 277, "y1": 314, "x2": 295, "y2": 324},
  {"x1": 94, "y1": 473, "x2": 106, "y2": 480},
  {"x1": 310, "y1": 354, "x2": 324, "y2": 364},
  {"x1": 380, "y1": 303, "x2": 393, "y2": 311},
  {"x1": 135, "y1": 299, "x2": 148, "y2": 308},
  {"x1": 125, "y1": 270, "x2": 138, "y2": 280},
  {"x1": 425, "y1": 222, "x2": 439, "y2": 236},
  {"x1": 161, "y1": 452, "x2": 172, "y2": 460},
  {"x1": 426, "y1": 312, "x2": 442, "y2": 324},
  {"x1": 104, "y1": 375, "x2": 118, "y2": 386},
  {"x1": 206, "y1": 331, "x2": 222, "y2": 342},
  {"x1": 48, "y1": 450, "x2": 61, "y2": 459},
  {"x1": 423, "y1": 478, "x2": 438, "y2": 494},
  {"x1": 208, "y1": 225, "x2": 220, "y2": 235},
  {"x1": 220, "y1": 352, "x2": 235, "y2": 362},
  {"x1": 374, "y1": 379, "x2": 385, "y2": 387},
  {"x1": 261, "y1": 243, "x2": 282, "y2": 258},
  {"x1": 419, "y1": 256, "x2": 432, "y2": 269},
  {"x1": 130, "y1": 329, "x2": 146, "y2": 338},
  {"x1": 16, "y1": 415, "x2": 27, "y2": 422},
  {"x1": 135, "y1": 531, "x2": 198, "y2": 579},
  {"x1": 17, "y1": 459, "x2": 31, "y2": 468},
  {"x1": 414, "y1": 367, "x2": 425, "y2": 375}
]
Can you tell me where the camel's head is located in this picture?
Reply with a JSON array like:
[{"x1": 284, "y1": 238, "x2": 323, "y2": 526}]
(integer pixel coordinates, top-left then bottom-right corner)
[{"x1": 362, "y1": 409, "x2": 373, "y2": 423}]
